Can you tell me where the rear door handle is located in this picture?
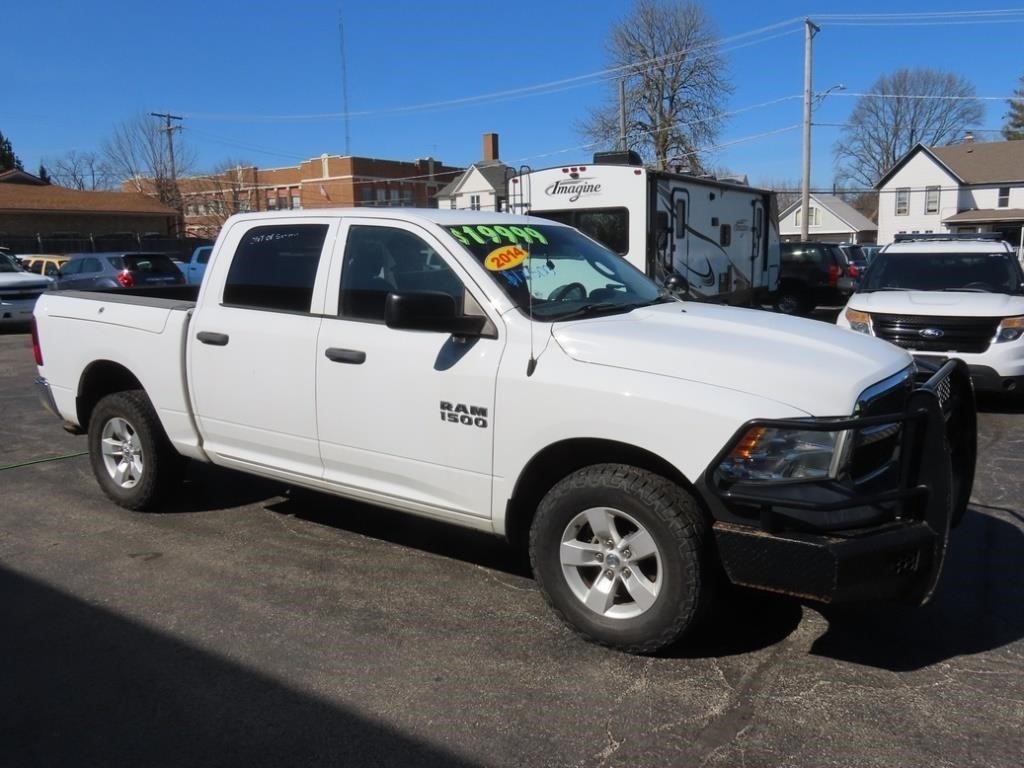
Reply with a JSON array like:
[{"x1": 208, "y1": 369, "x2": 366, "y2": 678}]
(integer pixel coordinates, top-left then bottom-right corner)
[
  {"x1": 325, "y1": 347, "x2": 366, "y2": 364},
  {"x1": 197, "y1": 331, "x2": 229, "y2": 346}
]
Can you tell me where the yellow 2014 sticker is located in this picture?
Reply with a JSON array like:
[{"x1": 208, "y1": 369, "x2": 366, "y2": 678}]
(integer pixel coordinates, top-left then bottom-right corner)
[{"x1": 484, "y1": 244, "x2": 527, "y2": 271}]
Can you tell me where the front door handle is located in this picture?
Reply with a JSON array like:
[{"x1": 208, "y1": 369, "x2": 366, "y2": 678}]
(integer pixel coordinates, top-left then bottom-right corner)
[
  {"x1": 325, "y1": 347, "x2": 366, "y2": 364},
  {"x1": 197, "y1": 331, "x2": 229, "y2": 346}
]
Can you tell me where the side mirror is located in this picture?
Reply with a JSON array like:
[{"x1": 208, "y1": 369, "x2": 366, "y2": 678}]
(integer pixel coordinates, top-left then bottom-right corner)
[
  {"x1": 385, "y1": 291, "x2": 486, "y2": 336},
  {"x1": 664, "y1": 274, "x2": 688, "y2": 294}
]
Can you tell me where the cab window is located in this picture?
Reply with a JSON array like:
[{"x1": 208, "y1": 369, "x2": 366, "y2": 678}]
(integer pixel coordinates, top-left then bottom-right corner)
[
  {"x1": 223, "y1": 224, "x2": 328, "y2": 312},
  {"x1": 338, "y1": 225, "x2": 465, "y2": 322}
]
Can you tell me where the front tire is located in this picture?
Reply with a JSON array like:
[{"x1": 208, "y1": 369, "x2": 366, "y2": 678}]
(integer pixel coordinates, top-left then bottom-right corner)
[
  {"x1": 529, "y1": 464, "x2": 710, "y2": 653},
  {"x1": 87, "y1": 390, "x2": 182, "y2": 511}
]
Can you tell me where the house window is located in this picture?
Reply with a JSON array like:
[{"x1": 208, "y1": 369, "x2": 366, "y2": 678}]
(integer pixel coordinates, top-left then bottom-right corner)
[
  {"x1": 794, "y1": 206, "x2": 820, "y2": 226},
  {"x1": 291, "y1": 194, "x2": 301, "y2": 210},
  {"x1": 470, "y1": 194, "x2": 481, "y2": 211},
  {"x1": 895, "y1": 188, "x2": 910, "y2": 216},
  {"x1": 998, "y1": 186, "x2": 1010, "y2": 208},
  {"x1": 267, "y1": 196, "x2": 278, "y2": 210},
  {"x1": 449, "y1": 198, "x2": 456, "y2": 209},
  {"x1": 925, "y1": 186, "x2": 940, "y2": 214},
  {"x1": 360, "y1": 188, "x2": 374, "y2": 206}
]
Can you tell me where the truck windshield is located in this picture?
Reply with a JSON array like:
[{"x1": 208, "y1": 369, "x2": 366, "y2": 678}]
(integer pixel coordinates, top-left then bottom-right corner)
[
  {"x1": 860, "y1": 251, "x2": 1024, "y2": 294},
  {"x1": 446, "y1": 222, "x2": 665, "y2": 320}
]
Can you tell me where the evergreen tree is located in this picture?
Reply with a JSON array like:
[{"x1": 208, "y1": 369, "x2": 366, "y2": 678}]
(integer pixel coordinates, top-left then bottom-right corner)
[
  {"x1": 38, "y1": 164, "x2": 52, "y2": 184},
  {"x1": 0, "y1": 130, "x2": 24, "y2": 172},
  {"x1": 1003, "y1": 75, "x2": 1024, "y2": 141}
]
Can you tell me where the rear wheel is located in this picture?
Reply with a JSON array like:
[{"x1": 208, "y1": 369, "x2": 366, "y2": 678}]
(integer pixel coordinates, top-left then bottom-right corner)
[
  {"x1": 88, "y1": 390, "x2": 183, "y2": 511},
  {"x1": 529, "y1": 464, "x2": 710, "y2": 653},
  {"x1": 774, "y1": 287, "x2": 810, "y2": 316}
]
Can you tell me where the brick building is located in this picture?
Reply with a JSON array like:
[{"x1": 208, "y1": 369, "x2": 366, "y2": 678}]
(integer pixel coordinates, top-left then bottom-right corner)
[
  {"x1": 0, "y1": 171, "x2": 177, "y2": 254},
  {"x1": 170, "y1": 154, "x2": 463, "y2": 237}
]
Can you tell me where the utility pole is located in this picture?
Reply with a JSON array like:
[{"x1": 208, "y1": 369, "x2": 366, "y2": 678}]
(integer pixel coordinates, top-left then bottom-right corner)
[
  {"x1": 800, "y1": 18, "x2": 819, "y2": 242},
  {"x1": 151, "y1": 112, "x2": 183, "y2": 234}
]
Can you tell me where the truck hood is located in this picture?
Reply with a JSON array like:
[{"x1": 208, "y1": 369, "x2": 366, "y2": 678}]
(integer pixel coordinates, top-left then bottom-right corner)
[
  {"x1": 849, "y1": 290, "x2": 1024, "y2": 317},
  {"x1": 0, "y1": 271, "x2": 51, "y2": 291},
  {"x1": 551, "y1": 302, "x2": 911, "y2": 416}
]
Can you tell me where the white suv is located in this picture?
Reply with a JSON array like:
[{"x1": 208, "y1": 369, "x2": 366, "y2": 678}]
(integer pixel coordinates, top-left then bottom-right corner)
[{"x1": 837, "y1": 235, "x2": 1024, "y2": 395}]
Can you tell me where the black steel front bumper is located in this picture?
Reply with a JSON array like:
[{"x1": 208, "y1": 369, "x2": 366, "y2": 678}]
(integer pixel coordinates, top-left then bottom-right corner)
[{"x1": 699, "y1": 358, "x2": 976, "y2": 606}]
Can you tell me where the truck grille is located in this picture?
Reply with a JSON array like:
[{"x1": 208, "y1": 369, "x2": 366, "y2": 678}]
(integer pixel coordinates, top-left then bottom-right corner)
[
  {"x1": 871, "y1": 313, "x2": 999, "y2": 354},
  {"x1": 0, "y1": 287, "x2": 46, "y2": 302},
  {"x1": 850, "y1": 372, "x2": 912, "y2": 485}
]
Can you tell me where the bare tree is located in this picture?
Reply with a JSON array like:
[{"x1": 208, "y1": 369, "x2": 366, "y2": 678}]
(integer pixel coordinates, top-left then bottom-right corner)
[
  {"x1": 181, "y1": 160, "x2": 258, "y2": 237},
  {"x1": 102, "y1": 114, "x2": 196, "y2": 211},
  {"x1": 578, "y1": 0, "x2": 732, "y2": 173},
  {"x1": 45, "y1": 150, "x2": 115, "y2": 190},
  {"x1": 754, "y1": 176, "x2": 803, "y2": 212},
  {"x1": 833, "y1": 69, "x2": 984, "y2": 190}
]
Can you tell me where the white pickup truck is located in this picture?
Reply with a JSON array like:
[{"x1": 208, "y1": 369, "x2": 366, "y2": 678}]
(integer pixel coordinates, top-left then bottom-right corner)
[{"x1": 33, "y1": 209, "x2": 976, "y2": 653}]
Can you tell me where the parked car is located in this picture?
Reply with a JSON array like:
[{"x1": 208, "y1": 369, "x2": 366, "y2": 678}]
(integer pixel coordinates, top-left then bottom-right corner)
[
  {"x1": 33, "y1": 209, "x2": 976, "y2": 653},
  {"x1": 54, "y1": 252, "x2": 185, "y2": 290},
  {"x1": 859, "y1": 244, "x2": 882, "y2": 264},
  {"x1": 0, "y1": 252, "x2": 51, "y2": 326},
  {"x1": 838, "y1": 244, "x2": 870, "y2": 272},
  {"x1": 22, "y1": 255, "x2": 69, "y2": 278},
  {"x1": 177, "y1": 245, "x2": 213, "y2": 285},
  {"x1": 838, "y1": 234, "x2": 1024, "y2": 395},
  {"x1": 774, "y1": 241, "x2": 859, "y2": 315}
]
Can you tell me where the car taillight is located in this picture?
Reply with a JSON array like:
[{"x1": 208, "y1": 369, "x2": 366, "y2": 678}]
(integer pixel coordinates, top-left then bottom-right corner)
[
  {"x1": 116, "y1": 270, "x2": 135, "y2": 288},
  {"x1": 827, "y1": 264, "x2": 841, "y2": 286},
  {"x1": 31, "y1": 317, "x2": 43, "y2": 366},
  {"x1": 846, "y1": 264, "x2": 860, "y2": 279}
]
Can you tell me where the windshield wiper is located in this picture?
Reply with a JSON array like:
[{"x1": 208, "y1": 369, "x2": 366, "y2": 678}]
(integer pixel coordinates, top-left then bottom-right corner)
[
  {"x1": 859, "y1": 287, "x2": 910, "y2": 293},
  {"x1": 544, "y1": 301, "x2": 647, "y2": 322},
  {"x1": 941, "y1": 287, "x2": 993, "y2": 293}
]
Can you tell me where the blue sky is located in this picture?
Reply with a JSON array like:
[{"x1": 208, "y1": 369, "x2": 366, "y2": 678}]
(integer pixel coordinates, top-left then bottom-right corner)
[{"x1": 4, "y1": 1, "x2": 1023, "y2": 190}]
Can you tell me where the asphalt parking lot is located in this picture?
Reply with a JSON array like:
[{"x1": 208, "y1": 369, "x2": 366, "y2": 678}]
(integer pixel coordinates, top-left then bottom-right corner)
[{"x1": 2, "y1": 323, "x2": 1022, "y2": 768}]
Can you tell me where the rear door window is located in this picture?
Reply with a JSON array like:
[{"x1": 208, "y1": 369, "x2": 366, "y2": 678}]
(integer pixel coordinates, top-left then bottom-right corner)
[
  {"x1": 223, "y1": 224, "x2": 329, "y2": 312},
  {"x1": 120, "y1": 254, "x2": 181, "y2": 274}
]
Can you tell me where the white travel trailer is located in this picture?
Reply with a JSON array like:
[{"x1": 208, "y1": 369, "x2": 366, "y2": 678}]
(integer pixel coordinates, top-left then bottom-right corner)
[{"x1": 508, "y1": 152, "x2": 780, "y2": 304}]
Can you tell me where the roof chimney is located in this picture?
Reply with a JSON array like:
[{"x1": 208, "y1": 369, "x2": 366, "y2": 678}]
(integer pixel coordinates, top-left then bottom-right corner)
[{"x1": 482, "y1": 133, "x2": 499, "y2": 162}]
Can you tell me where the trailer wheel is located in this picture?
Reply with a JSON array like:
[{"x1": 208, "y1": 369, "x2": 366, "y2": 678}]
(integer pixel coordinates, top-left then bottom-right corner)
[
  {"x1": 87, "y1": 390, "x2": 182, "y2": 511},
  {"x1": 529, "y1": 464, "x2": 710, "y2": 653}
]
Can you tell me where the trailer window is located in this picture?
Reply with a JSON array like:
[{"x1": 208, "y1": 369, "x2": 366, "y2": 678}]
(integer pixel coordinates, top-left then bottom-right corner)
[
  {"x1": 528, "y1": 208, "x2": 629, "y2": 255},
  {"x1": 720, "y1": 224, "x2": 731, "y2": 247},
  {"x1": 675, "y1": 200, "x2": 687, "y2": 239}
]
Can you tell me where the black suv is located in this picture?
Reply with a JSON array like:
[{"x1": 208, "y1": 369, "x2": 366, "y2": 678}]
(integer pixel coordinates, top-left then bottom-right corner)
[{"x1": 774, "y1": 241, "x2": 860, "y2": 315}]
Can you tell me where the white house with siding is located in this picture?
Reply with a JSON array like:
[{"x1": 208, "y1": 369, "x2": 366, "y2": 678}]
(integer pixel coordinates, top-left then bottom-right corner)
[
  {"x1": 778, "y1": 193, "x2": 877, "y2": 243},
  {"x1": 435, "y1": 133, "x2": 510, "y2": 212},
  {"x1": 875, "y1": 139, "x2": 1024, "y2": 247}
]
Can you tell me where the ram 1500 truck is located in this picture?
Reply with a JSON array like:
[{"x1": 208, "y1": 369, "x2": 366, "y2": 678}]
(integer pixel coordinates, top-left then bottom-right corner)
[{"x1": 33, "y1": 209, "x2": 977, "y2": 653}]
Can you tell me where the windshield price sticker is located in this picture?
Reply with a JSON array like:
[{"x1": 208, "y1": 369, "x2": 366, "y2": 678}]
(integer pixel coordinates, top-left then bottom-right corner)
[
  {"x1": 448, "y1": 225, "x2": 549, "y2": 247},
  {"x1": 484, "y1": 244, "x2": 528, "y2": 271}
]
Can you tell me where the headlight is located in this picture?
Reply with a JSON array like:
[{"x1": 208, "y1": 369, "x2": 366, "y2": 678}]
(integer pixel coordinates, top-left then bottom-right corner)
[
  {"x1": 845, "y1": 308, "x2": 872, "y2": 335},
  {"x1": 718, "y1": 425, "x2": 852, "y2": 483},
  {"x1": 995, "y1": 315, "x2": 1024, "y2": 343}
]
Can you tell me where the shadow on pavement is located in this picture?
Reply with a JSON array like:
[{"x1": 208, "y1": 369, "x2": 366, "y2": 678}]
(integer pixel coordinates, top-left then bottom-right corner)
[
  {"x1": 265, "y1": 486, "x2": 532, "y2": 579},
  {"x1": 810, "y1": 506, "x2": 1024, "y2": 671},
  {"x1": 0, "y1": 564, "x2": 478, "y2": 768},
  {"x1": 976, "y1": 391, "x2": 1024, "y2": 415}
]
